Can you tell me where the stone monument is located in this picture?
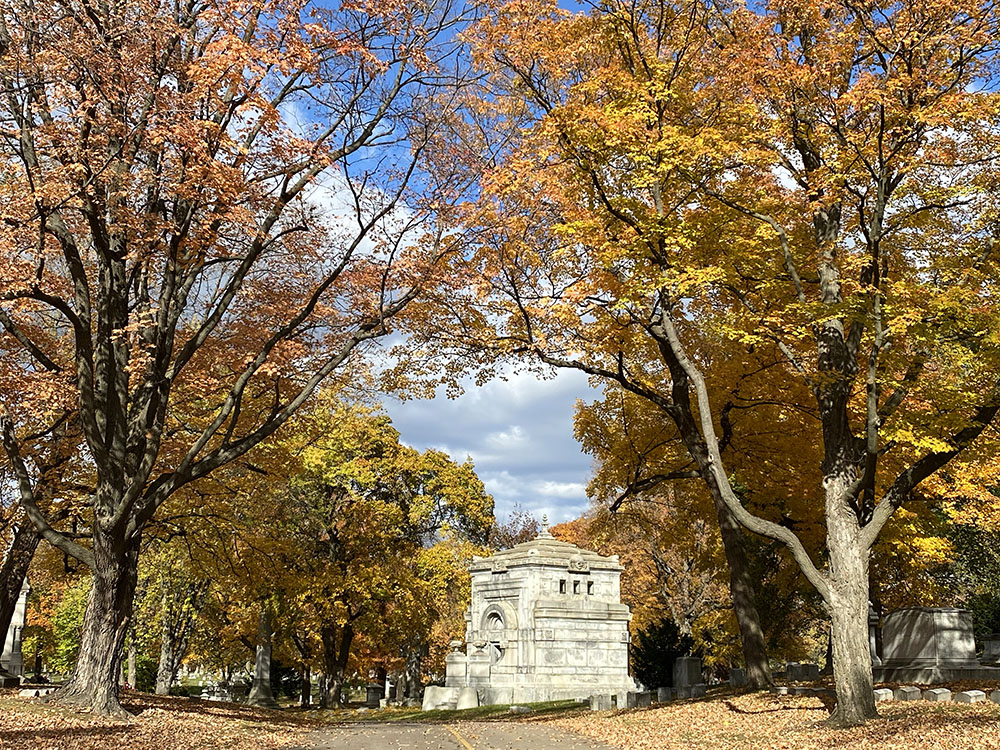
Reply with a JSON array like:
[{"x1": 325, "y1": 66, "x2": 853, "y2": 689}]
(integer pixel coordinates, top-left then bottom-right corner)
[
  {"x1": 1, "y1": 579, "x2": 29, "y2": 686},
  {"x1": 425, "y1": 518, "x2": 635, "y2": 709},
  {"x1": 873, "y1": 606, "x2": 1000, "y2": 683}
]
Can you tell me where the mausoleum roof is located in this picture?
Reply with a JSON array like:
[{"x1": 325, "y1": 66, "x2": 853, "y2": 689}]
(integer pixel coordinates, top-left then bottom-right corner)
[{"x1": 470, "y1": 518, "x2": 621, "y2": 573}]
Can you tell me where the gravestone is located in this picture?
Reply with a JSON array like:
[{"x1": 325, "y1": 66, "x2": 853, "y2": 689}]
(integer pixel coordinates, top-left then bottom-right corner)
[
  {"x1": 786, "y1": 662, "x2": 819, "y2": 681},
  {"x1": 1, "y1": 580, "x2": 29, "y2": 683},
  {"x1": 673, "y1": 656, "x2": 702, "y2": 687},
  {"x1": 729, "y1": 667, "x2": 747, "y2": 687},
  {"x1": 874, "y1": 607, "x2": 1000, "y2": 683},
  {"x1": 590, "y1": 694, "x2": 613, "y2": 711},
  {"x1": 954, "y1": 690, "x2": 986, "y2": 703},
  {"x1": 656, "y1": 686, "x2": 672, "y2": 702},
  {"x1": 894, "y1": 686, "x2": 921, "y2": 701},
  {"x1": 201, "y1": 681, "x2": 233, "y2": 702},
  {"x1": 982, "y1": 634, "x2": 1000, "y2": 665},
  {"x1": 636, "y1": 691, "x2": 652, "y2": 708},
  {"x1": 365, "y1": 684, "x2": 383, "y2": 709},
  {"x1": 456, "y1": 687, "x2": 479, "y2": 710},
  {"x1": 873, "y1": 688, "x2": 893, "y2": 702},
  {"x1": 923, "y1": 688, "x2": 951, "y2": 702}
]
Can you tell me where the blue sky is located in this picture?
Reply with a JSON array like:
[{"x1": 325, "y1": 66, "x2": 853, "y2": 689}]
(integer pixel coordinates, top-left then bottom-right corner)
[{"x1": 384, "y1": 368, "x2": 599, "y2": 524}]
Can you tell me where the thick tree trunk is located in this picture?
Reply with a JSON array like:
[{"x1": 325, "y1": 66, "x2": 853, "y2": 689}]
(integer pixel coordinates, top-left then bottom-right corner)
[
  {"x1": 828, "y1": 583, "x2": 876, "y2": 725},
  {"x1": 319, "y1": 622, "x2": 353, "y2": 708},
  {"x1": 0, "y1": 521, "x2": 39, "y2": 647},
  {"x1": 247, "y1": 606, "x2": 279, "y2": 708},
  {"x1": 662, "y1": 351, "x2": 773, "y2": 689},
  {"x1": 50, "y1": 532, "x2": 140, "y2": 717},
  {"x1": 710, "y1": 492, "x2": 773, "y2": 688},
  {"x1": 826, "y1": 499, "x2": 877, "y2": 726}
]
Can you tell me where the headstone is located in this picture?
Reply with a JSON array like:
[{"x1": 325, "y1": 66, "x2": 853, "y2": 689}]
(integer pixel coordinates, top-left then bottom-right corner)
[
  {"x1": 365, "y1": 684, "x2": 383, "y2": 709},
  {"x1": 623, "y1": 691, "x2": 638, "y2": 709},
  {"x1": 873, "y1": 688, "x2": 894, "y2": 702},
  {"x1": 615, "y1": 690, "x2": 629, "y2": 708},
  {"x1": 990, "y1": 689, "x2": 1000, "y2": 705},
  {"x1": 894, "y1": 686, "x2": 921, "y2": 701},
  {"x1": 590, "y1": 694, "x2": 613, "y2": 711},
  {"x1": 771, "y1": 686, "x2": 789, "y2": 695},
  {"x1": 729, "y1": 667, "x2": 747, "y2": 687},
  {"x1": 509, "y1": 705, "x2": 531, "y2": 714},
  {"x1": 456, "y1": 687, "x2": 479, "y2": 710},
  {"x1": 656, "y1": 686, "x2": 672, "y2": 702},
  {"x1": 673, "y1": 656, "x2": 702, "y2": 687},
  {"x1": 786, "y1": 662, "x2": 819, "y2": 681},
  {"x1": 791, "y1": 686, "x2": 810, "y2": 696},
  {"x1": 636, "y1": 691, "x2": 652, "y2": 708},
  {"x1": 882, "y1": 608, "x2": 978, "y2": 668},
  {"x1": 923, "y1": 688, "x2": 952, "y2": 702},
  {"x1": 421, "y1": 685, "x2": 458, "y2": 711},
  {"x1": 954, "y1": 690, "x2": 986, "y2": 703},
  {"x1": 799, "y1": 663, "x2": 819, "y2": 681},
  {"x1": 982, "y1": 634, "x2": 1000, "y2": 665},
  {"x1": 691, "y1": 684, "x2": 706, "y2": 698}
]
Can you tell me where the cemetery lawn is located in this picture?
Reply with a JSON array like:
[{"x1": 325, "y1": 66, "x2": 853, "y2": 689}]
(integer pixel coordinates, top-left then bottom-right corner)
[
  {"x1": 0, "y1": 688, "x2": 317, "y2": 749},
  {"x1": 551, "y1": 690, "x2": 1000, "y2": 750}
]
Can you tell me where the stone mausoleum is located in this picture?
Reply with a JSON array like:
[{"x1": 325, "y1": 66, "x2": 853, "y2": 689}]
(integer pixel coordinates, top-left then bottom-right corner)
[{"x1": 425, "y1": 520, "x2": 634, "y2": 709}]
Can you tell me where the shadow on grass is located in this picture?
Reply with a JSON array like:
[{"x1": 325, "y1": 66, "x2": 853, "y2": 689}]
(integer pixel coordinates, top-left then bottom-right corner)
[
  {"x1": 0, "y1": 725, "x2": 132, "y2": 742},
  {"x1": 723, "y1": 699, "x2": 826, "y2": 716},
  {"x1": 116, "y1": 692, "x2": 318, "y2": 727}
]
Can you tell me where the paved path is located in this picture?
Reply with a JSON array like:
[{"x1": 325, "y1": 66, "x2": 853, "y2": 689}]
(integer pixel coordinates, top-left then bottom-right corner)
[{"x1": 301, "y1": 721, "x2": 616, "y2": 750}]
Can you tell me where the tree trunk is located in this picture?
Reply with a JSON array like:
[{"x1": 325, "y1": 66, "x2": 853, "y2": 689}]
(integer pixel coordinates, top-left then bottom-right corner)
[
  {"x1": 247, "y1": 606, "x2": 279, "y2": 708},
  {"x1": 319, "y1": 622, "x2": 353, "y2": 708},
  {"x1": 662, "y1": 353, "x2": 773, "y2": 689},
  {"x1": 0, "y1": 521, "x2": 39, "y2": 646},
  {"x1": 299, "y1": 665, "x2": 311, "y2": 707},
  {"x1": 155, "y1": 591, "x2": 174, "y2": 695},
  {"x1": 127, "y1": 636, "x2": 136, "y2": 689},
  {"x1": 710, "y1": 492, "x2": 773, "y2": 689},
  {"x1": 50, "y1": 532, "x2": 140, "y2": 717},
  {"x1": 826, "y1": 502, "x2": 877, "y2": 726}
]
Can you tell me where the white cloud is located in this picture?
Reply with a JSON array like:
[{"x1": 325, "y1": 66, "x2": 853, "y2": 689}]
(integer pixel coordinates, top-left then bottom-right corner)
[{"x1": 384, "y1": 368, "x2": 597, "y2": 524}]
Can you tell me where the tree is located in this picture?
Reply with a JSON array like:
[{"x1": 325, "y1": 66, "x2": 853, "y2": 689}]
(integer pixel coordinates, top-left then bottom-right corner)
[
  {"x1": 450, "y1": 0, "x2": 775, "y2": 691},
  {"x1": 0, "y1": 0, "x2": 473, "y2": 715},
  {"x1": 276, "y1": 400, "x2": 493, "y2": 706},
  {"x1": 446, "y1": 0, "x2": 1000, "y2": 725}
]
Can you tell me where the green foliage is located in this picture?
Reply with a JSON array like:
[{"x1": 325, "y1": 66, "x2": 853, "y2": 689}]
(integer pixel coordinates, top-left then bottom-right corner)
[
  {"x1": 49, "y1": 577, "x2": 90, "y2": 675},
  {"x1": 130, "y1": 650, "x2": 158, "y2": 693},
  {"x1": 946, "y1": 523, "x2": 1000, "y2": 642},
  {"x1": 631, "y1": 618, "x2": 693, "y2": 689}
]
